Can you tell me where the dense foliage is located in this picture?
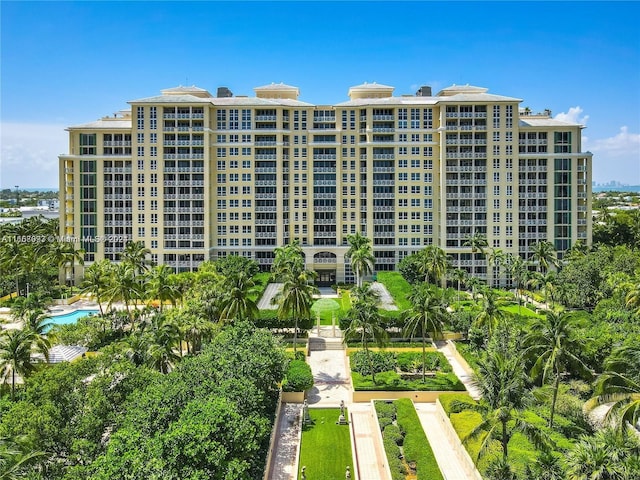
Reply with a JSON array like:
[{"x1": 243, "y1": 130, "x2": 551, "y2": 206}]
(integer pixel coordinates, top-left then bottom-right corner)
[{"x1": 0, "y1": 322, "x2": 287, "y2": 479}]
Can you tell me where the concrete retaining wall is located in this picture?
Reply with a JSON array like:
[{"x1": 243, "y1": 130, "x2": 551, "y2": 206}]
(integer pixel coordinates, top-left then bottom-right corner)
[{"x1": 434, "y1": 398, "x2": 484, "y2": 480}]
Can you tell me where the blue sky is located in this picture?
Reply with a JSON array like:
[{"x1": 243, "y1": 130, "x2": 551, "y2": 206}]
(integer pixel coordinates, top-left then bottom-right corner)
[{"x1": 1, "y1": 1, "x2": 639, "y2": 188}]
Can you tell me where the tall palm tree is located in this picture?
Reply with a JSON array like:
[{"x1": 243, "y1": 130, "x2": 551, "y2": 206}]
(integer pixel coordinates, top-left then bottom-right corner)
[
  {"x1": 145, "y1": 314, "x2": 181, "y2": 374},
  {"x1": 503, "y1": 254, "x2": 528, "y2": 314},
  {"x1": 473, "y1": 287, "x2": 508, "y2": 338},
  {"x1": 586, "y1": 344, "x2": 640, "y2": 430},
  {"x1": 346, "y1": 232, "x2": 375, "y2": 287},
  {"x1": 486, "y1": 248, "x2": 505, "y2": 288},
  {"x1": 463, "y1": 231, "x2": 488, "y2": 279},
  {"x1": 272, "y1": 240, "x2": 305, "y2": 282},
  {"x1": 419, "y1": 245, "x2": 450, "y2": 286},
  {"x1": 448, "y1": 268, "x2": 468, "y2": 314},
  {"x1": 565, "y1": 427, "x2": 640, "y2": 480},
  {"x1": 529, "y1": 240, "x2": 558, "y2": 275},
  {"x1": 625, "y1": 282, "x2": 640, "y2": 314},
  {"x1": 145, "y1": 264, "x2": 182, "y2": 313},
  {"x1": 403, "y1": 283, "x2": 447, "y2": 382},
  {"x1": 342, "y1": 284, "x2": 387, "y2": 384},
  {"x1": 120, "y1": 240, "x2": 153, "y2": 276},
  {"x1": 457, "y1": 347, "x2": 550, "y2": 463},
  {"x1": 275, "y1": 269, "x2": 318, "y2": 354},
  {"x1": 219, "y1": 270, "x2": 259, "y2": 322},
  {"x1": 0, "y1": 329, "x2": 37, "y2": 400},
  {"x1": 103, "y1": 262, "x2": 143, "y2": 326},
  {"x1": 49, "y1": 241, "x2": 85, "y2": 286},
  {"x1": 79, "y1": 259, "x2": 113, "y2": 316},
  {"x1": 524, "y1": 311, "x2": 591, "y2": 428},
  {"x1": 0, "y1": 436, "x2": 46, "y2": 479}
]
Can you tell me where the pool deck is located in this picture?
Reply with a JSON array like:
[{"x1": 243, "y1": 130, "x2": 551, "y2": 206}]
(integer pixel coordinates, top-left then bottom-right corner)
[{"x1": 1, "y1": 297, "x2": 103, "y2": 330}]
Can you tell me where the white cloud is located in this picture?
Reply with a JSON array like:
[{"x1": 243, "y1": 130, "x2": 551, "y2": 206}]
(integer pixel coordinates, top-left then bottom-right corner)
[
  {"x1": 0, "y1": 122, "x2": 68, "y2": 189},
  {"x1": 585, "y1": 126, "x2": 640, "y2": 184},
  {"x1": 585, "y1": 126, "x2": 640, "y2": 157},
  {"x1": 554, "y1": 106, "x2": 589, "y2": 125}
]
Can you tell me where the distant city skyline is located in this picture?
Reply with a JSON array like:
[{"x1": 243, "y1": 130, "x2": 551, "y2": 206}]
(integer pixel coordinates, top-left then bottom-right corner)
[{"x1": 1, "y1": 1, "x2": 639, "y2": 188}]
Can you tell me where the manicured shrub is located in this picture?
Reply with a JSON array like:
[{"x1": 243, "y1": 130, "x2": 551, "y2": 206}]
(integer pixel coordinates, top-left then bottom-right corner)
[
  {"x1": 350, "y1": 350, "x2": 396, "y2": 376},
  {"x1": 383, "y1": 424, "x2": 404, "y2": 446},
  {"x1": 283, "y1": 360, "x2": 313, "y2": 392}
]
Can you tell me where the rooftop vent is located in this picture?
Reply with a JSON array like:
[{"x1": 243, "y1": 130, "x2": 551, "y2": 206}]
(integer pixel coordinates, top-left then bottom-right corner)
[
  {"x1": 416, "y1": 86, "x2": 432, "y2": 97},
  {"x1": 217, "y1": 87, "x2": 233, "y2": 98}
]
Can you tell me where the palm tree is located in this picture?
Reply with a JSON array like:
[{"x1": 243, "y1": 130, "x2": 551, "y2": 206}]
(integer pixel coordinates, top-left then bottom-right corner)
[
  {"x1": 457, "y1": 347, "x2": 550, "y2": 463},
  {"x1": 0, "y1": 436, "x2": 46, "y2": 479},
  {"x1": 403, "y1": 283, "x2": 447, "y2": 382},
  {"x1": 80, "y1": 259, "x2": 113, "y2": 316},
  {"x1": 529, "y1": 240, "x2": 558, "y2": 275},
  {"x1": 272, "y1": 240, "x2": 305, "y2": 282},
  {"x1": 49, "y1": 241, "x2": 85, "y2": 286},
  {"x1": 103, "y1": 262, "x2": 143, "y2": 326},
  {"x1": 448, "y1": 268, "x2": 468, "y2": 314},
  {"x1": 463, "y1": 231, "x2": 488, "y2": 279},
  {"x1": 120, "y1": 240, "x2": 153, "y2": 276},
  {"x1": 0, "y1": 329, "x2": 37, "y2": 400},
  {"x1": 219, "y1": 270, "x2": 259, "y2": 322},
  {"x1": 503, "y1": 254, "x2": 528, "y2": 314},
  {"x1": 473, "y1": 287, "x2": 508, "y2": 338},
  {"x1": 586, "y1": 344, "x2": 640, "y2": 430},
  {"x1": 524, "y1": 311, "x2": 591, "y2": 428},
  {"x1": 146, "y1": 264, "x2": 182, "y2": 313},
  {"x1": 418, "y1": 245, "x2": 450, "y2": 286},
  {"x1": 565, "y1": 427, "x2": 640, "y2": 480},
  {"x1": 275, "y1": 269, "x2": 318, "y2": 354},
  {"x1": 625, "y1": 282, "x2": 640, "y2": 314},
  {"x1": 145, "y1": 314, "x2": 181, "y2": 374},
  {"x1": 486, "y1": 248, "x2": 505, "y2": 288},
  {"x1": 342, "y1": 284, "x2": 387, "y2": 384},
  {"x1": 346, "y1": 232, "x2": 375, "y2": 287}
]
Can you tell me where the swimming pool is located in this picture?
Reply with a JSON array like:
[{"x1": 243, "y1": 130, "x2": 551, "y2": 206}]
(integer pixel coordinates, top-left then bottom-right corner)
[{"x1": 48, "y1": 309, "x2": 99, "y2": 326}]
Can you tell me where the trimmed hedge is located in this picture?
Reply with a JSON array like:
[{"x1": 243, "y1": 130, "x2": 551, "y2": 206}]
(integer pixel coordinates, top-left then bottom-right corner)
[
  {"x1": 283, "y1": 360, "x2": 314, "y2": 392},
  {"x1": 375, "y1": 399, "x2": 444, "y2": 480}
]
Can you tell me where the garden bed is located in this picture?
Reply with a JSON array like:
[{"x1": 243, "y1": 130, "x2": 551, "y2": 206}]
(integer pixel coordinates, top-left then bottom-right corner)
[
  {"x1": 374, "y1": 399, "x2": 443, "y2": 480},
  {"x1": 349, "y1": 350, "x2": 466, "y2": 392}
]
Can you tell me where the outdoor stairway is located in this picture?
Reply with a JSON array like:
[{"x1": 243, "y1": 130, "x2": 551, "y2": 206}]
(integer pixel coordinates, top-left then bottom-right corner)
[{"x1": 308, "y1": 337, "x2": 345, "y2": 351}]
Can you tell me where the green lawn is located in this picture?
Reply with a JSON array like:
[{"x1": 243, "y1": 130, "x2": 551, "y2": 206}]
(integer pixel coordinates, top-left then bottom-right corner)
[
  {"x1": 311, "y1": 298, "x2": 342, "y2": 325},
  {"x1": 500, "y1": 304, "x2": 543, "y2": 318},
  {"x1": 376, "y1": 271, "x2": 412, "y2": 310},
  {"x1": 298, "y1": 408, "x2": 353, "y2": 479}
]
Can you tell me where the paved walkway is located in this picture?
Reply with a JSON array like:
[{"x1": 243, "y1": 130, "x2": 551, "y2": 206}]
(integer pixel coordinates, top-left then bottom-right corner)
[
  {"x1": 349, "y1": 403, "x2": 389, "y2": 480},
  {"x1": 257, "y1": 282, "x2": 282, "y2": 310},
  {"x1": 414, "y1": 403, "x2": 477, "y2": 480},
  {"x1": 436, "y1": 341, "x2": 481, "y2": 400},
  {"x1": 306, "y1": 333, "x2": 351, "y2": 407},
  {"x1": 267, "y1": 403, "x2": 301, "y2": 480},
  {"x1": 370, "y1": 281, "x2": 398, "y2": 310}
]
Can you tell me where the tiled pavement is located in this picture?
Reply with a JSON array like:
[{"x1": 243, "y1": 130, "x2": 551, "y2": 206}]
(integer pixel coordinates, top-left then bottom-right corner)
[
  {"x1": 349, "y1": 403, "x2": 390, "y2": 480},
  {"x1": 267, "y1": 403, "x2": 302, "y2": 480}
]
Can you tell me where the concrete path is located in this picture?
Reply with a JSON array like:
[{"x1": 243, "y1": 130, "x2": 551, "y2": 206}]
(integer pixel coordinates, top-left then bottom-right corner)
[
  {"x1": 436, "y1": 341, "x2": 482, "y2": 400},
  {"x1": 257, "y1": 282, "x2": 282, "y2": 310},
  {"x1": 349, "y1": 403, "x2": 390, "y2": 480},
  {"x1": 414, "y1": 403, "x2": 477, "y2": 480},
  {"x1": 306, "y1": 340, "x2": 351, "y2": 407},
  {"x1": 267, "y1": 403, "x2": 301, "y2": 480},
  {"x1": 370, "y1": 281, "x2": 398, "y2": 310}
]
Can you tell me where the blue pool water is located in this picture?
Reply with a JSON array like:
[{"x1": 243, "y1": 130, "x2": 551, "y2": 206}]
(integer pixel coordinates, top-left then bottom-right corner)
[{"x1": 48, "y1": 309, "x2": 99, "y2": 326}]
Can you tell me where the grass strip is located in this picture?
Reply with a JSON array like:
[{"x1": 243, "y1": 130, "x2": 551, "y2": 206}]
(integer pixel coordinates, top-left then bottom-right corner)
[{"x1": 298, "y1": 408, "x2": 353, "y2": 479}]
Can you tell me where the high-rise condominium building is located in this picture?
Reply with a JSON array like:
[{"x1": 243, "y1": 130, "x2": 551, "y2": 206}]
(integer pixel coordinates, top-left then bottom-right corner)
[{"x1": 59, "y1": 82, "x2": 592, "y2": 286}]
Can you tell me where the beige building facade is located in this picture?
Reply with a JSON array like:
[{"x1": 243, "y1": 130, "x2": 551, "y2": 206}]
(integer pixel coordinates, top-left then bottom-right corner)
[{"x1": 59, "y1": 82, "x2": 592, "y2": 286}]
